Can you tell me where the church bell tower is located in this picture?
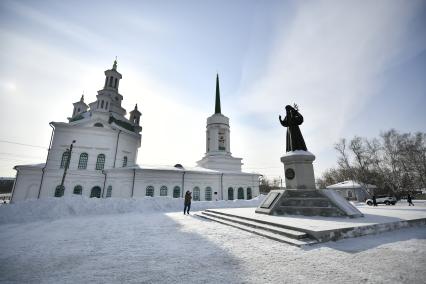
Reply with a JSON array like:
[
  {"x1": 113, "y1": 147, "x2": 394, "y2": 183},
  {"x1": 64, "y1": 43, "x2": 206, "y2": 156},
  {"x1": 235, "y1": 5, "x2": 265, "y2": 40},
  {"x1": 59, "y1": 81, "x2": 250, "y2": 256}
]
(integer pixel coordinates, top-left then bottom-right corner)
[{"x1": 197, "y1": 74, "x2": 242, "y2": 171}]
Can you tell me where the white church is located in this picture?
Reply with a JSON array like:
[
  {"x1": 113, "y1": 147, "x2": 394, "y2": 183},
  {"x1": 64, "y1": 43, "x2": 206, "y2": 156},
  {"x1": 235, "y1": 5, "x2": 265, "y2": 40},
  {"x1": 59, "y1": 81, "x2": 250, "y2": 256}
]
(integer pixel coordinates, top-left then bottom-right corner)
[{"x1": 11, "y1": 61, "x2": 261, "y2": 202}]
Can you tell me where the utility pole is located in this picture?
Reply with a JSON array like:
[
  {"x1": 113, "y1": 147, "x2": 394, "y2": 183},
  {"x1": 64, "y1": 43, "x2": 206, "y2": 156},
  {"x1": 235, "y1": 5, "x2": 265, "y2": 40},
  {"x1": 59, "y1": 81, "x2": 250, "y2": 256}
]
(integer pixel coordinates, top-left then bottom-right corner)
[{"x1": 59, "y1": 140, "x2": 76, "y2": 195}]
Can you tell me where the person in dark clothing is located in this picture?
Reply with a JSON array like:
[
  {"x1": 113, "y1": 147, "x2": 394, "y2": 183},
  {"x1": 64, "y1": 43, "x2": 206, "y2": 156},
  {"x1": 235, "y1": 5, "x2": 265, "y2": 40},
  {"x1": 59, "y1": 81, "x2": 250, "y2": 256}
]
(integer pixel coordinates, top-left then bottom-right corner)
[
  {"x1": 184, "y1": 191, "x2": 192, "y2": 215},
  {"x1": 372, "y1": 195, "x2": 377, "y2": 206},
  {"x1": 407, "y1": 194, "x2": 414, "y2": 206}
]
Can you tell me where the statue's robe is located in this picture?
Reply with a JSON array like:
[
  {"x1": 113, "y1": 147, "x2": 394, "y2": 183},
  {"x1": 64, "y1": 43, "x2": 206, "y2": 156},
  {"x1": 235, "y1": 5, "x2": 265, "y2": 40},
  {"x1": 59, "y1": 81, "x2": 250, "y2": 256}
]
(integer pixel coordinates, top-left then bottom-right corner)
[{"x1": 281, "y1": 109, "x2": 307, "y2": 152}]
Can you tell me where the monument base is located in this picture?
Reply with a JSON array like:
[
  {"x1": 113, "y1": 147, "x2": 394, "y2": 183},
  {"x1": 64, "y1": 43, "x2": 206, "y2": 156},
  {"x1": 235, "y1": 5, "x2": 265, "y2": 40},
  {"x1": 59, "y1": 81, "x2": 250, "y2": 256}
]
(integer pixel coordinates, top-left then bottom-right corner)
[
  {"x1": 255, "y1": 189, "x2": 363, "y2": 218},
  {"x1": 281, "y1": 151, "x2": 316, "y2": 189}
]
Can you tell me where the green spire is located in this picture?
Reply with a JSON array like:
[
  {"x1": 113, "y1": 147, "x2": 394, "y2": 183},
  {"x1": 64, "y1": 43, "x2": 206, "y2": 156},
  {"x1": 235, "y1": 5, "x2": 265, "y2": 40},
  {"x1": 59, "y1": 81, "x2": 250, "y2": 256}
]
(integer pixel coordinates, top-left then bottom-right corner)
[{"x1": 215, "y1": 73, "x2": 221, "y2": 114}]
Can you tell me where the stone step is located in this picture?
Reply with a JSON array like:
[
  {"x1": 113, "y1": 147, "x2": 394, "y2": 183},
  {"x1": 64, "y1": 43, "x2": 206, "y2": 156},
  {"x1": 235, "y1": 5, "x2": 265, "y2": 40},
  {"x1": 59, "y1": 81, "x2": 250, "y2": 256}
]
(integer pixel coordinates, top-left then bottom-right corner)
[
  {"x1": 276, "y1": 206, "x2": 345, "y2": 217},
  {"x1": 196, "y1": 213, "x2": 317, "y2": 247},
  {"x1": 280, "y1": 199, "x2": 332, "y2": 207},
  {"x1": 285, "y1": 190, "x2": 324, "y2": 198},
  {"x1": 205, "y1": 209, "x2": 308, "y2": 232},
  {"x1": 201, "y1": 211, "x2": 308, "y2": 239}
]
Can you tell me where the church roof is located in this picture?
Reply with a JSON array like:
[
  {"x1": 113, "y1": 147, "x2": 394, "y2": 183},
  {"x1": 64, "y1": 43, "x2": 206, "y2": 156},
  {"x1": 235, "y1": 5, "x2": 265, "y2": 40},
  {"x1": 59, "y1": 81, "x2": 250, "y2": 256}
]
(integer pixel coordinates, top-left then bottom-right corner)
[{"x1": 105, "y1": 164, "x2": 259, "y2": 176}]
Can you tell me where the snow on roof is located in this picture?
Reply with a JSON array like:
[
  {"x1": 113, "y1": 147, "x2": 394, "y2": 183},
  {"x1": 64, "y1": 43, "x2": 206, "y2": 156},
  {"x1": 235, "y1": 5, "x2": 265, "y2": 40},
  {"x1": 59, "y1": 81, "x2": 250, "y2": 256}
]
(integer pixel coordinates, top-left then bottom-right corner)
[
  {"x1": 14, "y1": 163, "x2": 45, "y2": 169},
  {"x1": 327, "y1": 180, "x2": 377, "y2": 189},
  {"x1": 106, "y1": 164, "x2": 259, "y2": 175}
]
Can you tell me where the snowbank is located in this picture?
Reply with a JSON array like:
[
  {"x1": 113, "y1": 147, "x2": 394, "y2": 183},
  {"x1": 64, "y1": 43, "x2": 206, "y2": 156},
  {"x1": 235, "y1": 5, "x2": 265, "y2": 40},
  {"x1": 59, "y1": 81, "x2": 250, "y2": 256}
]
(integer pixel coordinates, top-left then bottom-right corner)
[{"x1": 0, "y1": 195, "x2": 264, "y2": 225}]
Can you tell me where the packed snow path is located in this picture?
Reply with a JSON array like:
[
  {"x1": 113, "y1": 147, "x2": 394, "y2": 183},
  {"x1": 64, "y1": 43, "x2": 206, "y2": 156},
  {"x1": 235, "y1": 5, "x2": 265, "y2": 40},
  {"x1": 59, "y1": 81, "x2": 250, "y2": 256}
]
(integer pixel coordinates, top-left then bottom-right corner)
[{"x1": 0, "y1": 198, "x2": 425, "y2": 283}]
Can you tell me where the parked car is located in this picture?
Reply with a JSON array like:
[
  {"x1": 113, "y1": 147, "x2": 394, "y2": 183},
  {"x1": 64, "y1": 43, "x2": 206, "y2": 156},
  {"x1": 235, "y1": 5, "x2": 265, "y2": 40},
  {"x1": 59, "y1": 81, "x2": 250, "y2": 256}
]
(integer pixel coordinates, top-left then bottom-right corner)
[{"x1": 366, "y1": 196, "x2": 397, "y2": 206}]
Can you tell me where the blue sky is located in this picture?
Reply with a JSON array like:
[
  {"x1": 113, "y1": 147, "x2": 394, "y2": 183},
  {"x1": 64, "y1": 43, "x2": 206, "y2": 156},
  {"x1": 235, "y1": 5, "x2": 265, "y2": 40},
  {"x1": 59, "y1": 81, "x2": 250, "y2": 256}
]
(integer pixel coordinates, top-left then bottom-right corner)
[{"x1": 0, "y1": 0, "x2": 425, "y2": 180}]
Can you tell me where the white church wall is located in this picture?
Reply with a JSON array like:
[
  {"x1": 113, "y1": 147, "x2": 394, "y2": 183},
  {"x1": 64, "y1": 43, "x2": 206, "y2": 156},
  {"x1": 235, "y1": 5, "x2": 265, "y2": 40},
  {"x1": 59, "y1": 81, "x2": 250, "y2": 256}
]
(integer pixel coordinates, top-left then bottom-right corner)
[
  {"x1": 183, "y1": 172, "x2": 221, "y2": 201},
  {"x1": 38, "y1": 169, "x2": 105, "y2": 198},
  {"x1": 133, "y1": 170, "x2": 184, "y2": 198},
  {"x1": 11, "y1": 168, "x2": 43, "y2": 202}
]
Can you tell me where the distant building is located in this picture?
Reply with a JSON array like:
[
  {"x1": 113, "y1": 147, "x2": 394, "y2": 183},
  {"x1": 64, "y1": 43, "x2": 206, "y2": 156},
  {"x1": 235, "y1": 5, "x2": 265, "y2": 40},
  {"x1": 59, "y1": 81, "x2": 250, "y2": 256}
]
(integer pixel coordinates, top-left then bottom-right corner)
[
  {"x1": 326, "y1": 180, "x2": 374, "y2": 202},
  {"x1": 0, "y1": 177, "x2": 14, "y2": 203},
  {"x1": 11, "y1": 61, "x2": 260, "y2": 202}
]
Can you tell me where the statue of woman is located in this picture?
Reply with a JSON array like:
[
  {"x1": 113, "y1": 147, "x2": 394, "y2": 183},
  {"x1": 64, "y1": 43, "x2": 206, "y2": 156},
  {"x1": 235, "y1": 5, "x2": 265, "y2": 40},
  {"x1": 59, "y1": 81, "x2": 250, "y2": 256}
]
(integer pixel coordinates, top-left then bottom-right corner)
[{"x1": 279, "y1": 105, "x2": 307, "y2": 152}]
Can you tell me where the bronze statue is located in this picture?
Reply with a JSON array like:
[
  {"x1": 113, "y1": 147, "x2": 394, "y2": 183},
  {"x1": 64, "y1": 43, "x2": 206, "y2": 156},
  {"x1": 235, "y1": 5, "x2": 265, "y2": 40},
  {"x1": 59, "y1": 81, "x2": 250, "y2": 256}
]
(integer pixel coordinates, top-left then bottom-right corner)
[{"x1": 279, "y1": 104, "x2": 307, "y2": 152}]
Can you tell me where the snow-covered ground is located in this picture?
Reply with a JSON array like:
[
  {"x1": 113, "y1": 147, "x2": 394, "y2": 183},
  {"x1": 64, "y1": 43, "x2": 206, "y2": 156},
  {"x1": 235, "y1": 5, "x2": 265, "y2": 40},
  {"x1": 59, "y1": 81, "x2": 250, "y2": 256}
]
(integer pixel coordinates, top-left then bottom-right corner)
[{"x1": 1, "y1": 197, "x2": 425, "y2": 283}]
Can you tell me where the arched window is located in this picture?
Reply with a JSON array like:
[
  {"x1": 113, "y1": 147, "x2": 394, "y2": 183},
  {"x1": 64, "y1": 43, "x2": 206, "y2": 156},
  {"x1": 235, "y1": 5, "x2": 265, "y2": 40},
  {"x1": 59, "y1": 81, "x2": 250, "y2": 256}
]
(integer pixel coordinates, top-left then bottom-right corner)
[
  {"x1": 109, "y1": 77, "x2": 113, "y2": 87},
  {"x1": 90, "y1": 186, "x2": 101, "y2": 198},
  {"x1": 77, "y1": 108, "x2": 80, "y2": 112},
  {"x1": 122, "y1": 156, "x2": 128, "y2": 167},
  {"x1": 55, "y1": 185, "x2": 65, "y2": 197},
  {"x1": 193, "y1": 187, "x2": 200, "y2": 201},
  {"x1": 96, "y1": 154, "x2": 105, "y2": 170},
  {"x1": 173, "y1": 186, "x2": 180, "y2": 198},
  {"x1": 114, "y1": 78, "x2": 118, "y2": 88},
  {"x1": 228, "y1": 187, "x2": 234, "y2": 200},
  {"x1": 160, "y1": 186, "x2": 168, "y2": 196},
  {"x1": 78, "y1": 153, "x2": 88, "y2": 169},
  {"x1": 106, "y1": 186, "x2": 112, "y2": 198},
  {"x1": 238, "y1": 187, "x2": 244, "y2": 199},
  {"x1": 73, "y1": 185, "x2": 82, "y2": 195},
  {"x1": 247, "y1": 188, "x2": 252, "y2": 200},
  {"x1": 105, "y1": 102, "x2": 109, "y2": 110},
  {"x1": 60, "y1": 151, "x2": 70, "y2": 169},
  {"x1": 101, "y1": 100, "x2": 104, "y2": 109},
  {"x1": 205, "y1": 187, "x2": 212, "y2": 201},
  {"x1": 146, "y1": 186, "x2": 154, "y2": 197}
]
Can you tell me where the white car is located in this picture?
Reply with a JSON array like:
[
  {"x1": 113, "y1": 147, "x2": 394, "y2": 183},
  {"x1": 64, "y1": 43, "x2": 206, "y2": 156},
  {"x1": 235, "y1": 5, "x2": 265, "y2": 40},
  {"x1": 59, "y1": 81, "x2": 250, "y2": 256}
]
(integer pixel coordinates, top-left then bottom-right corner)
[{"x1": 366, "y1": 196, "x2": 397, "y2": 206}]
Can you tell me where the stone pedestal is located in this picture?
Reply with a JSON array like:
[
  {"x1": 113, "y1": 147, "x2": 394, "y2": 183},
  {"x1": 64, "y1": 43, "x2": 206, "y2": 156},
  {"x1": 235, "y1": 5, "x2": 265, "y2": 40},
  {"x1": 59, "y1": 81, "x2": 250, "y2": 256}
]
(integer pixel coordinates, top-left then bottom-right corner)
[
  {"x1": 256, "y1": 150, "x2": 363, "y2": 218},
  {"x1": 281, "y1": 151, "x2": 315, "y2": 189}
]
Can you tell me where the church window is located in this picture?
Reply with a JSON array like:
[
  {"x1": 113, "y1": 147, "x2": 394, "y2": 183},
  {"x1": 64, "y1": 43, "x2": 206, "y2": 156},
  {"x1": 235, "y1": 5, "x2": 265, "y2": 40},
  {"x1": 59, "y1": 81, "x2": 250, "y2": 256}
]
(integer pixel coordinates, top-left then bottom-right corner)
[
  {"x1": 114, "y1": 78, "x2": 118, "y2": 88},
  {"x1": 105, "y1": 102, "x2": 109, "y2": 110},
  {"x1": 90, "y1": 186, "x2": 101, "y2": 198},
  {"x1": 228, "y1": 187, "x2": 234, "y2": 200},
  {"x1": 173, "y1": 186, "x2": 180, "y2": 198},
  {"x1": 94, "y1": 123, "x2": 104, "y2": 127},
  {"x1": 101, "y1": 100, "x2": 104, "y2": 109},
  {"x1": 78, "y1": 153, "x2": 88, "y2": 169},
  {"x1": 60, "y1": 151, "x2": 70, "y2": 169},
  {"x1": 73, "y1": 185, "x2": 82, "y2": 195},
  {"x1": 109, "y1": 77, "x2": 113, "y2": 87},
  {"x1": 247, "y1": 188, "x2": 252, "y2": 200},
  {"x1": 218, "y1": 129, "x2": 226, "y2": 151},
  {"x1": 55, "y1": 185, "x2": 65, "y2": 197},
  {"x1": 205, "y1": 187, "x2": 212, "y2": 201},
  {"x1": 146, "y1": 186, "x2": 154, "y2": 197},
  {"x1": 106, "y1": 186, "x2": 112, "y2": 198},
  {"x1": 77, "y1": 108, "x2": 80, "y2": 112},
  {"x1": 238, "y1": 187, "x2": 244, "y2": 199},
  {"x1": 122, "y1": 156, "x2": 128, "y2": 167},
  {"x1": 160, "y1": 186, "x2": 168, "y2": 196},
  {"x1": 193, "y1": 187, "x2": 200, "y2": 201},
  {"x1": 95, "y1": 154, "x2": 105, "y2": 170}
]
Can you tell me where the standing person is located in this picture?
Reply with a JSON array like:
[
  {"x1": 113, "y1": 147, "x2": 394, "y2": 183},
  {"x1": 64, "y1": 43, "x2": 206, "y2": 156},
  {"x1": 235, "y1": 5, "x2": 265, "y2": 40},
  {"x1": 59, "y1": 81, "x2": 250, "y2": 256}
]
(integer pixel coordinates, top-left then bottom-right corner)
[
  {"x1": 407, "y1": 194, "x2": 414, "y2": 206},
  {"x1": 372, "y1": 195, "x2": 377, "y2": 207},
  {"x1": 184, "y1": 191, "x2": 192, "y2": 215}
]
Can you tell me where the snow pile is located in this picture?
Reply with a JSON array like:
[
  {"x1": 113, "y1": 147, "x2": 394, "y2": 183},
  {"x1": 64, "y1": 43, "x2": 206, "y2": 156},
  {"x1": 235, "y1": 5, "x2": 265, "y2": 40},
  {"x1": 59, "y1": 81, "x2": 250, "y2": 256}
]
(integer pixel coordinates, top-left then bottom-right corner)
[{"x1": 0, "y1": 195, "x2": 264, "y2": 225}]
